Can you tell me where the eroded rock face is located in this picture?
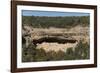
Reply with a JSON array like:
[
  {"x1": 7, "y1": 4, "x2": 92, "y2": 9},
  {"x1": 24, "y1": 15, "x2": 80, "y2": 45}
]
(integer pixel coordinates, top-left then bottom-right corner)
[
  {"x1": 36, "y1": 42, "x2": 78, "y2": 52},
  {"x1": 22, "y1": 25, "x2": 89, "y2": 51},
  {"x1": 32, "y1": 36, "x2": 77, "y2": 44}
]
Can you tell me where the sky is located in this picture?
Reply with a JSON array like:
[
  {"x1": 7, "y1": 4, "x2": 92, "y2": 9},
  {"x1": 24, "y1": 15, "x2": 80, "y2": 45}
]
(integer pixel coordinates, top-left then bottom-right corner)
[{"x1": 22, "y1": 10, "x2": 90, "y2": 17}]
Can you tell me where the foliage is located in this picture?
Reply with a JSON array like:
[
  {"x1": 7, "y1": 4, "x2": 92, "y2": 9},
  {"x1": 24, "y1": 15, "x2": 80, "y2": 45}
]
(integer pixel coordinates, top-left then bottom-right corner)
[
  {"x1": 22, "y1": 16, "x2": 90, "y2": 28},
  {"x1": 74, "y1": 41, "x2": 90, "y2": 59},
  {"x1": 22, "y1": 43, "x2": 37, "y2": 62},
  {"x1": 22, "y1": 40, "x2": 90, "y2": 62}
]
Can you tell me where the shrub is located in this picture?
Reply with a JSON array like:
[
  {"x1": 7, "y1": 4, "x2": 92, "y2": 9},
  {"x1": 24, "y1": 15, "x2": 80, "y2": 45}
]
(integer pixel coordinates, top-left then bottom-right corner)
[
  {"x1": 73, "y1": 41, "x2": 90, "y2": 59},
  {"x1": 22, "y1": 40, "x2": 90, "y2": 62}
]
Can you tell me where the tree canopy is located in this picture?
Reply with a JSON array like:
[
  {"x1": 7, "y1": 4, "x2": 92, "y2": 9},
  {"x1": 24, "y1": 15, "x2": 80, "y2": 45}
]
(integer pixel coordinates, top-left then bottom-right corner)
[{"x1": 22, "y1": 16, "x2": 90, "y2": 28}]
